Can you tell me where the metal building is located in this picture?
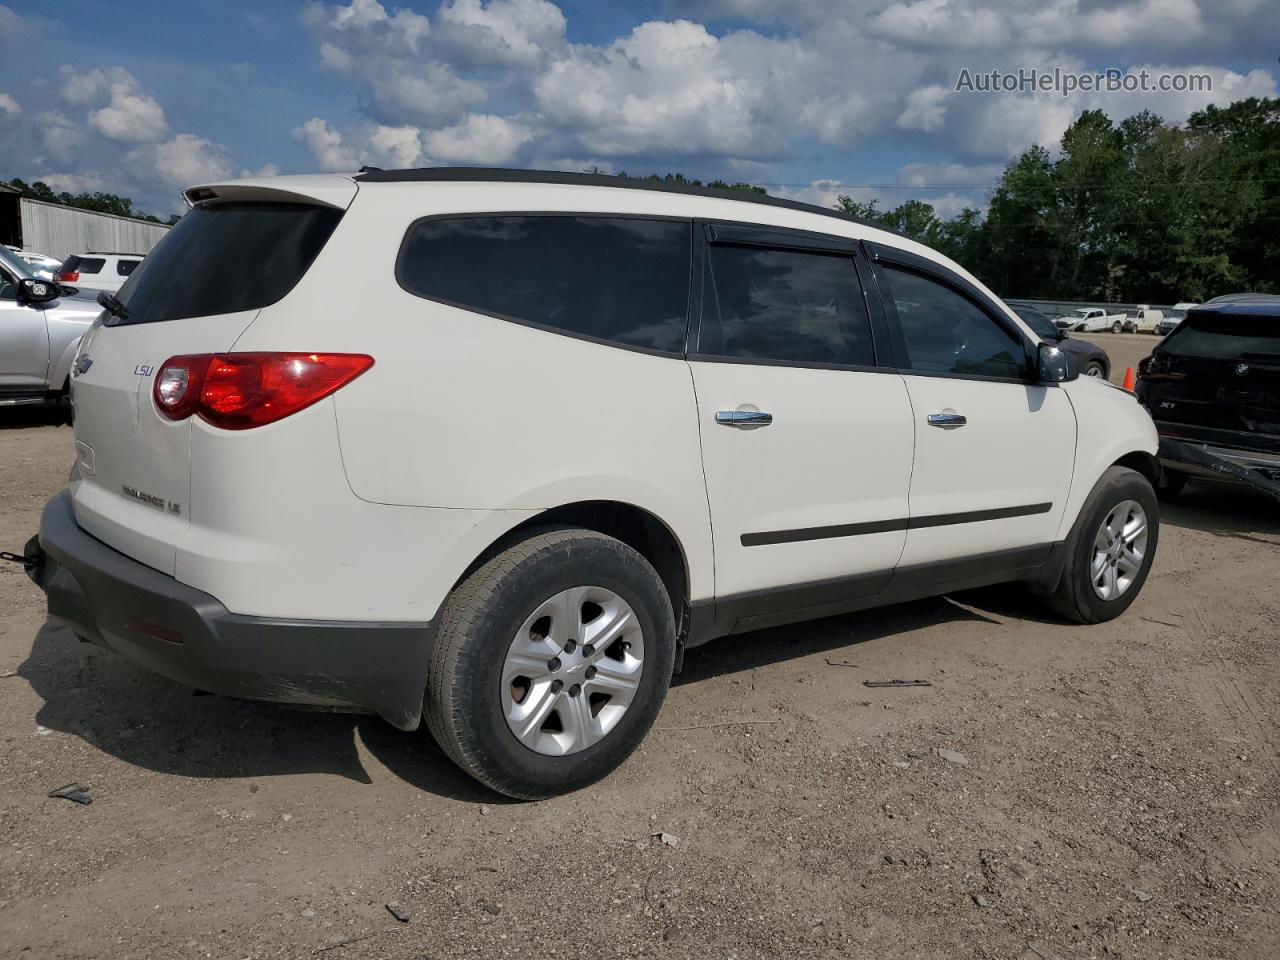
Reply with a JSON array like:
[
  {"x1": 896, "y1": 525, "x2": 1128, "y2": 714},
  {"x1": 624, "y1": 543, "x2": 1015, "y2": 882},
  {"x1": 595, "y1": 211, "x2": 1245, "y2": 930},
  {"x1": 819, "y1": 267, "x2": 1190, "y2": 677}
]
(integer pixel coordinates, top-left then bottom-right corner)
[{"x1": 0, "y1": 185, "x2": 170, "y2": 261}]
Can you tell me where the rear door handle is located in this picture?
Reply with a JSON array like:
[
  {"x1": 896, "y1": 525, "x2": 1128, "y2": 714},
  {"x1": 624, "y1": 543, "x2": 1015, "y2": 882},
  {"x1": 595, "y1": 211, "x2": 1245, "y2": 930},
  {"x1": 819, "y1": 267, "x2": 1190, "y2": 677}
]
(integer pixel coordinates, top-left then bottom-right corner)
[
  {"x1": 715, "y1": 410, "x2": 773, "y2": 427},
  {"x1": 927, "y1": 412, "x2": 967, "y2": 429}
]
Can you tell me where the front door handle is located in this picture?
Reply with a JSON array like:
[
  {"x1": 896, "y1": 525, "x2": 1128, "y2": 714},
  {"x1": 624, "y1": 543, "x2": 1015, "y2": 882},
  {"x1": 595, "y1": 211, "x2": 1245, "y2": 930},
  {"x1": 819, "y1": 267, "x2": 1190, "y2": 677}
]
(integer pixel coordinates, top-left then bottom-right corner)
[
  {"x1": 927, "y1": 412, "x2": 967, "y2": 429},
  {"x1": 715, "y1": 410, "x2": 773, "y2": 427}
]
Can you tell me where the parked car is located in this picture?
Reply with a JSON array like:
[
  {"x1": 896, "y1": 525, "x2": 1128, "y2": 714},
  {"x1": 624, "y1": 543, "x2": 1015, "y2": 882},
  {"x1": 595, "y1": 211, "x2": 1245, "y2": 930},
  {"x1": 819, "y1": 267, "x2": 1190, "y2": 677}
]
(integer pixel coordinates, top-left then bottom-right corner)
[
  {"x1": 1009, "y1": 303, "x2": 1110, "y2": 378},
  {"x1": 1158, "y1": 302, "x2": 1199, "y2": 336},
  {"x1": 1124, "y1": 306, "x2": 1164, "y2": 334},
  {"x1": 22, "y1": 169, "x2": 1162, "y2": 798},
  {"x1": 1137, "y1": 294, "x2": 1280, "y2": 499},
  {"x1": 1063, "y1": 307, "x2": 1129, "y2": 333},
  {"x1": 0, "y1": 244, "x2": 100, "y2": 414},
  {"x1": 4, "y1": 245, "x2": 61, "y2": 279},
  {"x1": 58, "y1": 251, "x2": 144, "y2": 292}
]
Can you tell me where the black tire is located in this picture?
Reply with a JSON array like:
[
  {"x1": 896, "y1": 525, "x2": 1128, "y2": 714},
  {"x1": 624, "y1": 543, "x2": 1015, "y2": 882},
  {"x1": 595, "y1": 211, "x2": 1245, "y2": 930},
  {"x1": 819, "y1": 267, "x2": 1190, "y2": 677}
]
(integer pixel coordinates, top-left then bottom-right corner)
[
  {"x1": 1156, "y1": 468, "x2": 1188, "y2": 500},
  {"x1": 1043, "y1": 466, "x2": 1159, "y2": 624},
  {"x1": 1111, "y1": 321, "x2": 1123, "y2": 334},
  {"x1": 1084, "y1": 361, "x2": 1107, "y2": 378},
  {"x1": 56, "y1": 382, "x2": 73, "y2": 426},
  {"x1": 424, "y1": 527, "x2": 676, "y2": 799}
]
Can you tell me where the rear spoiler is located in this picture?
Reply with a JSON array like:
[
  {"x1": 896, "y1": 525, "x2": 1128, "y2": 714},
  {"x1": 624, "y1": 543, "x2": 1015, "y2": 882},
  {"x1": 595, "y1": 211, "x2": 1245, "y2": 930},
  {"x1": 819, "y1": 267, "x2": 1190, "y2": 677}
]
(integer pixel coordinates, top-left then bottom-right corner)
[{"x1": 182, "y1": 175, "x2": 357, "y2": 210}]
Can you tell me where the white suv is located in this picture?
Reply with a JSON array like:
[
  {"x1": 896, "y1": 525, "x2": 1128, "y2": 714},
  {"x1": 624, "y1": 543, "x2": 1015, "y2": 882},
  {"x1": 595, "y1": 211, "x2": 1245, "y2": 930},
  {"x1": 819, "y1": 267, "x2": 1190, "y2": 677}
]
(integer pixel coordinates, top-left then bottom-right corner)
[
  {"x1": 26, "y1": 170, "x2": 1161, "y2": 798},
  {"x1": 58, "y1": 251, "x2": 143, "y2": 292}
]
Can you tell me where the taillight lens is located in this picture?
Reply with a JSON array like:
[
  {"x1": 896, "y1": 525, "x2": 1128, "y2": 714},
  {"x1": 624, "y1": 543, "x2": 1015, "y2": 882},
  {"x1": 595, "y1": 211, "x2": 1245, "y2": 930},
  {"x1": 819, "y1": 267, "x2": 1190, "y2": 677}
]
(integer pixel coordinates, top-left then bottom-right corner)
[
  {"x1": 59, "y1": 271, "x2": 80, "y2": 282},
  {"x1": 153, "y1": 353, "x2": 374, "y2": 429}
]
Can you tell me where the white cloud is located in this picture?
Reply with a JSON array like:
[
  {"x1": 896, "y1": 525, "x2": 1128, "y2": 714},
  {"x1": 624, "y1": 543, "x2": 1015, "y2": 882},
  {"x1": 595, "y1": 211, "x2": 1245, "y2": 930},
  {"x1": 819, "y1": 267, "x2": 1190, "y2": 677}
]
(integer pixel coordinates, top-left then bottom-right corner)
[
  {"x1": 130, "y1": 133, "x2": 232, "y2": 186},
  {"x1": 896, "y1": 85, "x2": 951, "y2": 132},
  {"x1": 34, "y1": 111, "x2": 84, "y2": 162},
  {"x1": 35, "y1": 171, "x2": 106, "y2": 193},
  {"x1": 438, "y1": 0, "x2": 567, "y2": 66},
  {"x1": 0, "y1": 92, "x2": 21, "y2": 115},
  {"x1": 59, "y1": 66, "x2": 168, "y2": 142},
  {"x1": 423, "y1": 113, "x2": 531, "y2": 163},
  {"x1": 369, "y1": 125, "x2": 423, "y2": 167},
  {"x1": 294, "y1": 117, "x2": 361, "y2": 171}
]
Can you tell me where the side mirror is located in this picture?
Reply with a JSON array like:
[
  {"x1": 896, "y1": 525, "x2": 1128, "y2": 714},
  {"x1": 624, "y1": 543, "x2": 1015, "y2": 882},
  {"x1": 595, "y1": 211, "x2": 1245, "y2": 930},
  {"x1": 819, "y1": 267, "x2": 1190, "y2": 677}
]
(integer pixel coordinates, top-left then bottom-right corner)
[
  {"x1": 1038, "y1": 342, "x2": 1078, "y2": 383},
  {"x1": 18, "y1": 277, "x2": 59, "y2": 304}
]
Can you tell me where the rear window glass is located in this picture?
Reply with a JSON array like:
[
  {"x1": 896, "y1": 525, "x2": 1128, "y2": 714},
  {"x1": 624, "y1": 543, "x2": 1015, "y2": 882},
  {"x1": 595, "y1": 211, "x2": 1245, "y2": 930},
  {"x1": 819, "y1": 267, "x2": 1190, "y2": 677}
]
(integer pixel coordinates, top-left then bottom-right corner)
[
  {"x1": 397, "y1": 215, "x2": 691, "y2": 354},
  {"x1": 113, "y1": 202, "x2": 342, "y2": 325},
  {"x1": 117, "y1": 259, "x2": 140, "y2": 277},
  {"x1": 1164, "y1": 312, "x2": 1280, "y2": 359},
  {"x1": 63, "y1": 256, "x2": 104, "y2": 275}
]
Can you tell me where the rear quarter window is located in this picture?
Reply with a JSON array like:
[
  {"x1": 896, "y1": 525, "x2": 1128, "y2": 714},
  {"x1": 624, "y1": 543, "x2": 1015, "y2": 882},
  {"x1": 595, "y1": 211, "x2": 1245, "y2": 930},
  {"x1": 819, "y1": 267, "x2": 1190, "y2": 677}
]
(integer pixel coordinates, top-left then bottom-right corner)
[
  {"x1": 63, "y1": 256, "x2": 105, "y2": 274},
  {"x1": 117, "y1": 259, "x2": 140, "y2": 277},
  {"x1": 397, "y1": 215, "x2": 692, "y2": 354},
  {"x1": 113, "y1": 201, "x2": 343, "y2": 325}
]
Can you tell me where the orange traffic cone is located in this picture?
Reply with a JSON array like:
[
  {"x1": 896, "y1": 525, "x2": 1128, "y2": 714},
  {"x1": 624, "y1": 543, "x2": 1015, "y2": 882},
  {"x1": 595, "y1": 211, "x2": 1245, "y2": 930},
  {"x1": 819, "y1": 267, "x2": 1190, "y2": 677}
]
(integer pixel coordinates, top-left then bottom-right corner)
[{"x1": 1121, "y1": 367, "x2": 1135, "y2": 391}]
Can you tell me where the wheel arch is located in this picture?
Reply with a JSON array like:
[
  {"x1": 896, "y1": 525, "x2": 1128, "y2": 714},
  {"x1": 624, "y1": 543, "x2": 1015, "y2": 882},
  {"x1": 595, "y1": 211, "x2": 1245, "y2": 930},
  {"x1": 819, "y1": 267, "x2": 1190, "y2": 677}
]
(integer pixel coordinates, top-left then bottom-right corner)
[
  {"x1": 1112, "y1": 449, "x2": 1160, "y2": 487},
  {"x1": 452, "y1": 500, "x2": 694, "y2": 644}
]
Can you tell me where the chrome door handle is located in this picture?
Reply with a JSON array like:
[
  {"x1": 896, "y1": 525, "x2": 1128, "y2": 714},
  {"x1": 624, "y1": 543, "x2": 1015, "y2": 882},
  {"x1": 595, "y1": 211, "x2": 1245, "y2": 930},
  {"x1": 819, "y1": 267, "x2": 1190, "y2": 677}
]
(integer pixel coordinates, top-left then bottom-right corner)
[
  {"x1": 927, "y1": 412, "x2": 967, "y2": 428},
  {"x1": 715, "y1": 410, "x2": 773, "y2": 427}
]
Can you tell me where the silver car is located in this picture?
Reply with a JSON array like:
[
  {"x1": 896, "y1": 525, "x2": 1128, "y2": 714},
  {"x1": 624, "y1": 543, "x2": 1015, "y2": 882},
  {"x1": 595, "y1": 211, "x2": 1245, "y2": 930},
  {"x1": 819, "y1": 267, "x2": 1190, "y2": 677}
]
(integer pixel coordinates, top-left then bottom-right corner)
[{"x1": 0, "y1": 244, "x2": 101, "y2": 415}]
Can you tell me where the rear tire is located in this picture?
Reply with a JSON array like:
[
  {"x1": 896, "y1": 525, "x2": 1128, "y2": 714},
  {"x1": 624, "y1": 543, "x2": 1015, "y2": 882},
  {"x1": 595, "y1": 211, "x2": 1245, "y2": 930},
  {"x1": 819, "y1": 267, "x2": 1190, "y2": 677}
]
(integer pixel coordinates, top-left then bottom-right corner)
[
  {"x1": 424, "y1": 527, "x2": 676, "y2": 799},
  {"x1": 1111, "y1": 321, "x2": 1123, "y2": 334},
  {"x1": 1084, "y1": 361, "x2": 1106, "y2": 378},
  {"x1": 1043, "y1": 466, "x2": 1159, "y2": 624}
]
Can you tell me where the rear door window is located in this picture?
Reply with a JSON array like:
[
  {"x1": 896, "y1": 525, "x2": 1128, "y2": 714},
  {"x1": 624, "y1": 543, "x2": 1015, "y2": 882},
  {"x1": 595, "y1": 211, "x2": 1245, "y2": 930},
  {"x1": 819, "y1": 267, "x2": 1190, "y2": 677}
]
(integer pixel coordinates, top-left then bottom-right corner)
[
  {"x1": 113, "y1": 201, "x2": 343, "y2": 325},
  {"x1": 1163, "y1": 312, "x2": 1280, "y2": 359},
  {"x1": 397, "y1": 215, "x2": 692, "y2": 354},
  {"x1": 699, "y1": 244, "x2": 876, "y2": 367}
]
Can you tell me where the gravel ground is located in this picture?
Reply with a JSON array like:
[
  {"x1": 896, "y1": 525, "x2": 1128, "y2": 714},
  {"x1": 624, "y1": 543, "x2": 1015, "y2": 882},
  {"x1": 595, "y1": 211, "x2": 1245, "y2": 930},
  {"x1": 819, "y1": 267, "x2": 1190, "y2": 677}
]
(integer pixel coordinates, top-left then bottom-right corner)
[{"x1": 2, "y1": 337, "x2": 1277, "y2": 959}]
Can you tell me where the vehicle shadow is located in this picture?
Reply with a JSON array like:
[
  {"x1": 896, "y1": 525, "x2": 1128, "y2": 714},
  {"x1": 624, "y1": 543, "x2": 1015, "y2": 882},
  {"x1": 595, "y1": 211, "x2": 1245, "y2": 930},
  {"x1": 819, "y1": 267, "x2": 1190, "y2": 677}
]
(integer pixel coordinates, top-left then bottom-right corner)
[
  {"x1": 0, "y1": 406, "x2": 68, "y2": 430},
  {"x1": 677, "y1": 589, "x2": 1024, "y2": 686},
  {"x1": 1160, "y1": 478, "x2": 1280, "y2": 539},
  {"x1": 20, "y1": 584, "x2": 1031, "y2": 800},
  {"x1": 18, "y1": 622, "x2": 502, "y2": 803}
]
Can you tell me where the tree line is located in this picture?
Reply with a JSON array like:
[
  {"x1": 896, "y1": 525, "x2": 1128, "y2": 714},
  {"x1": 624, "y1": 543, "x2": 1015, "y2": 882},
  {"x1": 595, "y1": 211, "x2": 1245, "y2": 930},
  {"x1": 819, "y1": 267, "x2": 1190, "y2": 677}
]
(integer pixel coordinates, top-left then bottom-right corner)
[{"x1": 838, "y1": 97, "x2": 1280, "y2": 304}]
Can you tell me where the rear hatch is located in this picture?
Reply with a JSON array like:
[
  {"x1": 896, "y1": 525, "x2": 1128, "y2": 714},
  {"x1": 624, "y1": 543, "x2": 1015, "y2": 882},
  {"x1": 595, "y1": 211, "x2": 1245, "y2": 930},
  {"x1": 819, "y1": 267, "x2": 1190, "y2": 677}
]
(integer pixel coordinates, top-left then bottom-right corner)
[
  {"x1": 1141, "y1": 307, "x2": 1280, "y2": 451},
  {"x1": 70, "y1": 196, "x2": 347, "y2": 574}
]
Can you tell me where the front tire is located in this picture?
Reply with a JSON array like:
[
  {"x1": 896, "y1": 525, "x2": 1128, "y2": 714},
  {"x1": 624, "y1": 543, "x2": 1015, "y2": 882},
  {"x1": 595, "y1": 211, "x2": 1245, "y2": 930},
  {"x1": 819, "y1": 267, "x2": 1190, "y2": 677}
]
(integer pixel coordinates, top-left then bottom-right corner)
[
  {"x1": 1084, "y1": 361, "x2": 1106, "y2": 378},
  {"x1": 424, "y1": 527, "x2": 676, "y2": 799},
  {"x1": 1043, "y1": 466, "x2": 1159, "y2": 624}
]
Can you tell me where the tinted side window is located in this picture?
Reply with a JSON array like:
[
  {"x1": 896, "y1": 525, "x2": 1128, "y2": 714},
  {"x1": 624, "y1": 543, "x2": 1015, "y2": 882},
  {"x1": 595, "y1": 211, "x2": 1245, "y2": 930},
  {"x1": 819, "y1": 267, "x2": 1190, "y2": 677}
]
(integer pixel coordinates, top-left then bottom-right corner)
[
  {"x1": 0, "y1": 267, "x2": 15, "y2": 300},
  {"x1": 64, "y1": 256, "x2": 105, "y2": 275},
  {"x1": 117, "y1": 259, "x2": 140, "y2": 277},
  {"x1": 398, "y1": 216, "x2": 691, "y2": 354},
  {"x1": 881, "y1": 265, "x2": 1025, "y2": 379},
  {"x1": 700, "y1": 244, "x2": 875, "y2": 366}
]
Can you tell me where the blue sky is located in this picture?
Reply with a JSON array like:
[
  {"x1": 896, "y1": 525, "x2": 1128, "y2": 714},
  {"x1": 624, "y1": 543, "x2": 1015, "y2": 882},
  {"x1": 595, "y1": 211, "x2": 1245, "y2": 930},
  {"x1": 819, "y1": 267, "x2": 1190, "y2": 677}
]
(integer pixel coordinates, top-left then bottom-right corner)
[{"x1": 0, "y1": 1, "x2": 1276, "y2": 218}]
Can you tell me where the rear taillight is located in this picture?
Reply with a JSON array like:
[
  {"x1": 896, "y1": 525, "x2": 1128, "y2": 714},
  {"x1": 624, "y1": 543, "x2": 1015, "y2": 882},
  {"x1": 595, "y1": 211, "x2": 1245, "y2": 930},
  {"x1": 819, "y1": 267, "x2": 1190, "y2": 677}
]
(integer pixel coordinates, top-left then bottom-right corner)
[
  {"x1": 59, "y1": 271, "x2": 79, "y2": 282},
  {"x1": 1136, "y1": 355, "x2": 1186, "y2": 382},
  {"x1": 153, "y1": 353, "x2": 374, "y2": 429}
]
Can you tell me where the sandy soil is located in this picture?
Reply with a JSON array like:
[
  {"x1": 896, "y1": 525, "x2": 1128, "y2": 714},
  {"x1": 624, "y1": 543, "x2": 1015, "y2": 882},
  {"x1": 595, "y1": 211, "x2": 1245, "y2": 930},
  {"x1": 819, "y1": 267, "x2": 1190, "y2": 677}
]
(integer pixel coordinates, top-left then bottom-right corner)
[{"x1": 1, "y1": 340, "x2": 1277, "y2": 959}]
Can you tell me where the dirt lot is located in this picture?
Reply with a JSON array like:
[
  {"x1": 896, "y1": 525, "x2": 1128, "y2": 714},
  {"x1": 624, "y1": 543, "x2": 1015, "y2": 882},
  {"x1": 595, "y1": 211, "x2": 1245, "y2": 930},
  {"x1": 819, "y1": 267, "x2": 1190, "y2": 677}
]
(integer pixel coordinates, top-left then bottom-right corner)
[{"x1": 2, "y1": 335, "x2": 1278, "y2": 960}]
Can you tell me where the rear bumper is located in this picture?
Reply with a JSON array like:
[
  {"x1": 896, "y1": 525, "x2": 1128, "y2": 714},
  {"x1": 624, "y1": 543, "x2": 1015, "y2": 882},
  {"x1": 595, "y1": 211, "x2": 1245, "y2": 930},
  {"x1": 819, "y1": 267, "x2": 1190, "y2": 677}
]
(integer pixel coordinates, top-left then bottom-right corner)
[
  {"x1": 28, "y1": 489, "x2": 433, "y2": 730},
  {"x1": 1158, "y1": 436, "x2": 1280, "y2": 499}
]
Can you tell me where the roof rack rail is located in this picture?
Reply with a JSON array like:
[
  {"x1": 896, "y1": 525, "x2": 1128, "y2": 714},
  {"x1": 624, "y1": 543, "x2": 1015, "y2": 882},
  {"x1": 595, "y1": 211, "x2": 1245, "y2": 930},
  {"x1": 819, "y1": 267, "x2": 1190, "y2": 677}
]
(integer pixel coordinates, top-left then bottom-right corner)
[{"x1": 352, "y1": 166, "x2": 898, "y2": 236}]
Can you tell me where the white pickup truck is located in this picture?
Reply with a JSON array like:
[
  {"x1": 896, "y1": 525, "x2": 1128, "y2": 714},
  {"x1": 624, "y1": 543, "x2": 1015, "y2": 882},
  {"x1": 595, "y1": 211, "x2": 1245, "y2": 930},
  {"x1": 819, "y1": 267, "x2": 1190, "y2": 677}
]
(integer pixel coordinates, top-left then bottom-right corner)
[{"x1": 1060, "y1": 307, "x2": 1128, "y2": 333}]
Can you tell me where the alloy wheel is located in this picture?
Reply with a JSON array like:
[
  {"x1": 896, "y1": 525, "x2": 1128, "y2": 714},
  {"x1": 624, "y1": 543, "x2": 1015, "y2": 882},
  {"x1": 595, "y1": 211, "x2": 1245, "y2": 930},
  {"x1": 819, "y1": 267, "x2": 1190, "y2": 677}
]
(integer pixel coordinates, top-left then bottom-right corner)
[{"x1": 1090, "y1": 500, "x2": 1148, "y2": 600}]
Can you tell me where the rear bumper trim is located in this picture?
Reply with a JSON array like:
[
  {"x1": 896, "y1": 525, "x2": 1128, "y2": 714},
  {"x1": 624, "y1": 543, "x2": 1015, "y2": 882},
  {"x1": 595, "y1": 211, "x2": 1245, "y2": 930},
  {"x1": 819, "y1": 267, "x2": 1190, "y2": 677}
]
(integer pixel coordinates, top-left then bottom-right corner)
[
  {"x1": 1158, "y1": 437, "x2": 1280, "y2": 499},
  {"x1": 29, "y1": 489, "x2": 433, "y2": 730}
]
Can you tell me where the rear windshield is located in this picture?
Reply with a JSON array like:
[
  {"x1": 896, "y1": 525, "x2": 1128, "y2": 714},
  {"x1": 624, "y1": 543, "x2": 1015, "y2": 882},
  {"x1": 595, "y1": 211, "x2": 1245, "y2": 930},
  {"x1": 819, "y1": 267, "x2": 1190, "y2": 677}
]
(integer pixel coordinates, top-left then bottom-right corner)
[
  {"x1": 63, "y1": 256, "x2": 105, "y2": 275},
  {"x1": 113, "y1": 201, "x2": 342, "y2": 325},
  {"x1": 1164, "y1": 312, "x2": 1280, "y2": 359}
]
